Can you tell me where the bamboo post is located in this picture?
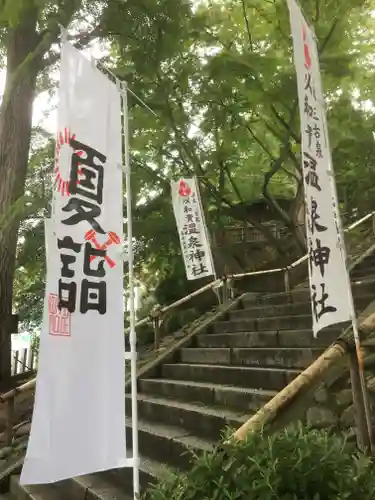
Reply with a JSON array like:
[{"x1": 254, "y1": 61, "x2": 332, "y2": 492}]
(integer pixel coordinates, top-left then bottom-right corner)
[
  {"x1": 284, "y1": 267, "x2": 290, "y2": 293},
  {"x1": 5, "y1": 397, "x2": 15, "y2": 446},
  {"x1": 13, "y1": 351, "x2": 19, "y2": 376},
  {"x1": 22, "y1": 349, "x2": 27, "y2": 374},
  {"x1": 348, "y1": 350, "x2": 371, "y2": 451},
  {"x1": 150, "y1": 306, "x2": 162, "y2": 351},
  {"x1": 227, "y1": 277, "x2": 234, "y2": 300},
  {"x1": 222, "y1": 277, "x2": 228, "y2": 303},
  {"x1": 215, "y1": 281, "x2": 223, "y2": 305},
  {"x1": 153, "y1": 316, "x2": 160, "y2": 351},
  {"x1": 210, "y1": 280, "x2": 222, "y2": 305},
  {"x1": 29, "y1": 348, "x2": 34, "y2": 372}
]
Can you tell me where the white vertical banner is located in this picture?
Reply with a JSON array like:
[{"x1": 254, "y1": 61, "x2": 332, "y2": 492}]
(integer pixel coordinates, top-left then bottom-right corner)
[
  {"x1": 287, "y1": 0, "x2": 352, "y2": 336},
  {"x1": 21, "y1": 41, "x2": 129, "y2": 484},
  {"x1": 171, "y1": 177, "x2": 215, "y2": 281}
]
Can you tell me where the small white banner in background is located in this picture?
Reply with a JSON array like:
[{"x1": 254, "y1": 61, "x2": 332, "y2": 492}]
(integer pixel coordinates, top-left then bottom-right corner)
[
  {"x1": 21, "y1": 40, "x2": 128, "y2": 484},
  {"x1": 287, "y1": 0, "x2": 351, "y2": 336},
  {"x1": 171, "y1": 177, "x2": 215, "y2": 281}
]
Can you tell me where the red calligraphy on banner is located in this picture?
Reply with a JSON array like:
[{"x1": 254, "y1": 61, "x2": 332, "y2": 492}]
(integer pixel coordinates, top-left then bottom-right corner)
[
  {"x1": 178, "y1": 180, "x2": 192, "y2": 197},
  {"x1": 84, "y1": 229, "x2": 120, "y2": 268},
  {"x1": 48, "y1": 293, "x2": 71, "y2": 336},
  {"x1": 302, "y1": 24, "x2": 311, "y2": 70}
]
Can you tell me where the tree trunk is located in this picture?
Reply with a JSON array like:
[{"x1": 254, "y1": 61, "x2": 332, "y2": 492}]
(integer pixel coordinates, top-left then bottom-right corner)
[
  {"x1": 0, "y1": 8, "x2": 39, "y2": 384},
  {"x1": 289, "y1": 181, "x2": 307, "y2": 250}
]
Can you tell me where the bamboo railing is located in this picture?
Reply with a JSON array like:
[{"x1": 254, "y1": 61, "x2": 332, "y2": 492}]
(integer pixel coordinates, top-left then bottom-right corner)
[
  {"x1": 232, "y1": 303, "x2": 375, "y2": 451},
  {"x1": 0, "y1": 210, "x2": 375, "y2": 452}
]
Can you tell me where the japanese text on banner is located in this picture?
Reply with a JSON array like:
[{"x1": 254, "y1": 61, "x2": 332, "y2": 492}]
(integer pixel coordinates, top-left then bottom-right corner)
[
  {"x1": 171, "y1": 178, "x2": 214, "y2": 281},
  {"x1": 21, "y1": 40, "x2": 127, "y2": 485},
  {"x1": 54, "y1": 136, "x2": 120, "y2": 321},
  {"x1": 287, "y1": 0, "x2": 351, "y2": 336}
]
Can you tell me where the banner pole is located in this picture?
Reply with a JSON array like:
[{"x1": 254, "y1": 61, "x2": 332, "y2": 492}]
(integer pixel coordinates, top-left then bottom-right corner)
[
  {"x1": 121, "y1": 81, "x2": 140, "y2": 498},
  {"x1": 194, "y1": 176, "x2": 221, "y2": 302},
  {"x1": 195, "y1": 176, "x2": 217, "y2": 279}
]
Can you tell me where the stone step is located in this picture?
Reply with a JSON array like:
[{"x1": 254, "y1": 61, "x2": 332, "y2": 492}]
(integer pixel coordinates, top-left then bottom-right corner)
[
  {"x1": 197, "y1": 329, "x2": 340, "y2": 348},
  {"x1": 242, "y1": 280, "x2": 375, "y2": 306},
  {"x1": 180, "y1": 347, "x2": 232, "y2": 365},
  {"x1": 351, "y1": 256, "x2": 375, "y2": 272},
  {"x1": 104, "y1": 455, "x2": 170, "y2": 493},
  {"x1": 350, "y1": 266, "x2": 375, "y2": 279},
  {"x1": 259, "y1": 315, "x2": 314, "y2": 331},
  {"x1": 213, "y1": 314, "x2": 349, "y2": 334},
  {"x1": 234, "y1": 294, "x2": 373, "y2": 320},
  {"x1": 139, "y1": 378, "x2": 276, "y2": 412},
  {"x1": 125, "y1": 393, "x2": 248, "y2": 441},
  {"x1": 213, "y1": 315, "x2": 317, "y2": 334},
  {"x1": 8, "y1": 452, "x2": 166, "y2": 499},
  {"x1": 10, "y1": 476, "x2": 64, "y2": 500},
  {"x1": 161, "y1": 363, "x2": 300, "y2": 391},
  {"x1": 351, "y1": 276, "x2": 375, "y2": 286},
  {"x1": 125, "y1": 418, "x2": 213, "y2": 470},
  {"x1": 10, "y1": 473, "x2": 133, "y2": 500},
  {"x1": 60, "y1": 474, "x2": 133, "y2": 500},
  {"x1": 232, "y1": 302, "x2": 312, "y2": 320},
  {"x1": 180, "y1": 347, "x2": 323, "y2": 369},
  {"x1": 277, "y1": 328, "x2": 341, "y2": 346}
]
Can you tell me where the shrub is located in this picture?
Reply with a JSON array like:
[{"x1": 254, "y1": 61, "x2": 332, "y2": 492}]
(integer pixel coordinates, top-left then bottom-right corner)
[{"x1": 143, "y1": 425, "x2": 375, "y2": 500}]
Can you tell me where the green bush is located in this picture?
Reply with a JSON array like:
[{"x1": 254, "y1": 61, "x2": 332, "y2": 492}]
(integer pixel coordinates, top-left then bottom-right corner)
[{"x1": 143, "y1": 425, "x2": 375, "y2": 500}]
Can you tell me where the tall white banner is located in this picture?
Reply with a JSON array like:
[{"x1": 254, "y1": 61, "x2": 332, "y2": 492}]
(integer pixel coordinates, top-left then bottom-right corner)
[
  {"x1": 21, "y1": 41, "x2": 128, "y2": 484},
  {"x1": 171, "y1": 177, "x2": 215, "y2": 281},
  {"x1": 287, "y1": 0, "x2": 351, "y2": 336}
]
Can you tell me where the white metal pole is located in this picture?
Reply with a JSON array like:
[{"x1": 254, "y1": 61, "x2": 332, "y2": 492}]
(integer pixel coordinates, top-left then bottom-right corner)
[
  {"x1": 194, "y1": 176, "x2": 216, "y2": 278},
  {"x1": 121, "y1": 81, "x2": 140, "y2": 498}
]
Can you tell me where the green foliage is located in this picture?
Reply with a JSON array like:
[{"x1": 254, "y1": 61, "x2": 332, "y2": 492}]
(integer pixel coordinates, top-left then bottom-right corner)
[
  {"x1": 109, "y1": 0, "x2": 375, "y2": 284},
  {"x1": 14, "y1": 220, "x2": 46, "y2": 328},
  {"x1": 0, "y1": 0, "x2": 29, "y2": 26},
  {"x1": 31, "y1": 329, "x2": 40, "y2": 356},
  {"x1": 10, "y1": 0, "x2": 375, "y2": 325},
  {"x1": 12, "y1": 130, "x2": 54, "y2": 328},
  {"x1": 143, "y1": 425, "x2": 375, "y2": 500}
]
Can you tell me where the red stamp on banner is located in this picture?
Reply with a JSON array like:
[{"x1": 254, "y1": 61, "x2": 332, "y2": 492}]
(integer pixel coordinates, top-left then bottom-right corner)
[{"x1": 48, "y1": 293, "x2": 71, "y2": 337}]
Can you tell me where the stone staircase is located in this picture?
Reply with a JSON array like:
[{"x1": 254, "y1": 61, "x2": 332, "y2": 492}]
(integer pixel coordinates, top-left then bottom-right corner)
[{"x1": 3, "y1": 251, "x2": 375, "y2": 500}]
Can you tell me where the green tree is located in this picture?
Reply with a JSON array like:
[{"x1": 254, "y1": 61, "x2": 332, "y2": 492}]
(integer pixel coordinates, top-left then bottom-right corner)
[
  {"x1": 13, "y1": 131, "x2": 54, "y2": 329},
  {"x1": 9, "y1": 0, "x2": 375, "y2": 330},
  {"x1": 109, "y1": 0, "x2": 375, "y2": 290},
  {"x1": 0, "y1": 0, "x2": 115, "y2": 382}
]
